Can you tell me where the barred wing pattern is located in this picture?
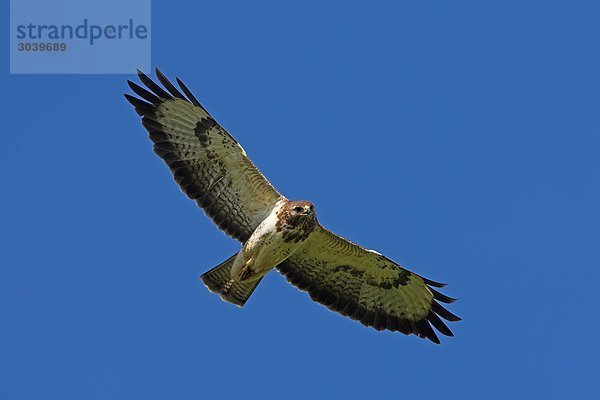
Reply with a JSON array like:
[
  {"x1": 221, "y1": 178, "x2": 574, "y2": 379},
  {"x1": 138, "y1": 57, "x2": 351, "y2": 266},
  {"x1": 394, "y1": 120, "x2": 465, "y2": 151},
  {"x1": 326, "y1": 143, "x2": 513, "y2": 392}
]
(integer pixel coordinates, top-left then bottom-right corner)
[
  {"x1": 125, "y1": 69, "x2": 284, "y2": 242},
  {"x1": 277, "y1": 226, "x2": 460, "y2": 343}
]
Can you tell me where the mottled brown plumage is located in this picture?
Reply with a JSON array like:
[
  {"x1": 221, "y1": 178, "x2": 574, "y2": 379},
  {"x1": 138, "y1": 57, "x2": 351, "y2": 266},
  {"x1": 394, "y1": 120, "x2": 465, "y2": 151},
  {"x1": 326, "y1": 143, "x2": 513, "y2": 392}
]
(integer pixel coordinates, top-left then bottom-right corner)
[{"x1": 125, "y1": 68, "x2": 460, "y2": 344}]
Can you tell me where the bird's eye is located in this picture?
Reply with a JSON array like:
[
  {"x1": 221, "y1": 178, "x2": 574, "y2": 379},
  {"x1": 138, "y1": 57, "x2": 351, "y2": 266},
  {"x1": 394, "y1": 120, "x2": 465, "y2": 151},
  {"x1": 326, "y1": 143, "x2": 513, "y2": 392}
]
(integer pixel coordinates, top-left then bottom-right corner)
[
  {"x1": 293, "y1": 206, "x2": 303, "y2": 213},
  {"x1": 310, "y1": 204, "x2": 314, "y2": 210}
]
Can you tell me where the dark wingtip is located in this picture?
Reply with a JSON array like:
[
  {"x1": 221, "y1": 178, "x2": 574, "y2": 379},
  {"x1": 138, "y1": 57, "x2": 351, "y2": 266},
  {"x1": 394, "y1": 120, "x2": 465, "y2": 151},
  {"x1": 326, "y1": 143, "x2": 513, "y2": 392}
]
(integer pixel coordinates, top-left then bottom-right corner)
[
  {"x1": 127, "y1": 80, "x2": 160, "y2": 104},
  {"x1": 427, "y1": 311, "x2": 454, "y2": 337},
  {"x1": 135, "y1": 68, "x2": 172, "y2": 100},
  {"x1": 419, "y1": 320, "x2": 441, "y2": 344},
  {"x1": 155, "y1": 68, "x2": 187, "y2": 100},
  {"x1": 422, "y1": 276, "x2": 447, "y2": 288},
  {"x1": 175, "y1": 76, "x2": 209, "y2": 113},
  {"x1": 126, "y1": 79, "x2": 138, "y2": 92},
  {"x1": 430, "y1": 287, "x2": 458, "y2": 304},
  {"x1": 433, "y1": 300, "x2": 461, "y2": 322},
  {"x1": 123, "y1": 92, "x2": 136, "y2": 104},
  {"x1": 136, "y1": 68, "x2": 148, "y2": 82}
]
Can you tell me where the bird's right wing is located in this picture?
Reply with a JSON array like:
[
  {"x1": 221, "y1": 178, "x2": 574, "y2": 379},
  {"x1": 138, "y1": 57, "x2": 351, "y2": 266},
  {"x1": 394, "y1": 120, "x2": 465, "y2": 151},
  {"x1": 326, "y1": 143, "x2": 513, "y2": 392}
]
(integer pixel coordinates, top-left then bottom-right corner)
[{"x1": 125, "y1": 69, "x2": 285, "y2": 243}]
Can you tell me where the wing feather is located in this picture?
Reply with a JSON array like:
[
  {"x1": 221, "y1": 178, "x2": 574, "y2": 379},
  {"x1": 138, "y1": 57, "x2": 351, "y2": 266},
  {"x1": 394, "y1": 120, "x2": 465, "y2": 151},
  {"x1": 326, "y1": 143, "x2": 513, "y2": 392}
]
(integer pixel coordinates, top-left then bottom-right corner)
[
  {"x1": 277, "y1": 226, "x2": 460, "y2": 343},
  {"x1": 126, "y1": 68, "x2": 284, "y2": 242}
]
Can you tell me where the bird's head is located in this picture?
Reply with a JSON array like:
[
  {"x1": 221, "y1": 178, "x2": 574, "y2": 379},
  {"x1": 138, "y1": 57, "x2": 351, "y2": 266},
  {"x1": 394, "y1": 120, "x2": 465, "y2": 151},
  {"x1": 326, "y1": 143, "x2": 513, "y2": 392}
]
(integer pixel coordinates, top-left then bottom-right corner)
[
  {"x1": 277, "y1": 200, "x2": 318, "y2": 242},
  {"x1": 290, "y1": 200, "x2": 315, "y2": 216},
  {"x1": 283, "y1": 200, "x2": 317, "y2": 226}
]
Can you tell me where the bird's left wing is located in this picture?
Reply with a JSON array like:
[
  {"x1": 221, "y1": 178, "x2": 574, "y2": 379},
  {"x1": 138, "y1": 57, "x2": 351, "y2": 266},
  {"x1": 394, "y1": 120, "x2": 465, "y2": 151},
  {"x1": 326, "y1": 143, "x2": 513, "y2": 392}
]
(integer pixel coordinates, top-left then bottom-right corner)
[
  {"x1": 125, "y1": 69, "x2": 284, "y2": 243},
  {"x1": 276, "y1": 226, "x2": 460, "y2": 343}
]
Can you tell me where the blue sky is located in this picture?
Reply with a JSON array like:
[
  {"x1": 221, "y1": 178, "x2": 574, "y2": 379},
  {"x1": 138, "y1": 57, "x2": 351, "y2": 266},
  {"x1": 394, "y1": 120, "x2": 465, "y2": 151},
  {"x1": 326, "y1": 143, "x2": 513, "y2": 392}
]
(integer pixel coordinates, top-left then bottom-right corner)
[{"x1": 2, "y1": 1, "x2": 599, "y2": 399}]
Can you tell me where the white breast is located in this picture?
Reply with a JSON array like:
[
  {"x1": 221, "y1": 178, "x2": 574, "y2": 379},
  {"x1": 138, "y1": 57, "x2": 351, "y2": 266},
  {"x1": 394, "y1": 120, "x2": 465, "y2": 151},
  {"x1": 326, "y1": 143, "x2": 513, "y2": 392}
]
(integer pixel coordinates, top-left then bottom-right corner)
[{"x1": 239, "y1": 200, "x2": 308, "y2": 276}]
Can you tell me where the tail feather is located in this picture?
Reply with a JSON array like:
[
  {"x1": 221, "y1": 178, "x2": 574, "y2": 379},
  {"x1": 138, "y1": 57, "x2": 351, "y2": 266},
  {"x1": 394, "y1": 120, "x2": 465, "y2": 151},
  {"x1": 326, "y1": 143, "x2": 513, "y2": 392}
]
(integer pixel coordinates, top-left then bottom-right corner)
[{"x1": 201, "y1": 254, "x2": 262, "y2": 307}]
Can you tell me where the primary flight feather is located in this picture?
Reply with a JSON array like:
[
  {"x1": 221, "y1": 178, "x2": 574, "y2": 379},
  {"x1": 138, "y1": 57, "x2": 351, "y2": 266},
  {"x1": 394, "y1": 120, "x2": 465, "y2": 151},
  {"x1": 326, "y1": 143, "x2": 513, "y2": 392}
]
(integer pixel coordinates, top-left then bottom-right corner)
[{"x1": 125, "y1": 68, "x2": 460, "y2": 344}]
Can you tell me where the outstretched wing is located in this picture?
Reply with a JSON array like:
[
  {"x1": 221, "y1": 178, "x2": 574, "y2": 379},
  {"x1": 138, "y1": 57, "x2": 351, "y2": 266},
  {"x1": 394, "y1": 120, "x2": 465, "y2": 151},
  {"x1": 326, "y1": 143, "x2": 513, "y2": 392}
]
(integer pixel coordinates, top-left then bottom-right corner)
[
  {"x1": 125, "y1": 69, "x2": 284, "y2": 243},
  {"x1": 277, "y1": 226, "x2": 460, "y2": 343}
]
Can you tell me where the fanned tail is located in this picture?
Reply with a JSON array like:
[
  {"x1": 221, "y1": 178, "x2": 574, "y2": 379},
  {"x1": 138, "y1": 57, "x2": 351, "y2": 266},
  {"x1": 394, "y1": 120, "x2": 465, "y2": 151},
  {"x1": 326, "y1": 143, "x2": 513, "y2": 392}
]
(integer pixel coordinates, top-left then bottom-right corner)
[{"x1": 201, "y1": 254, "x2": 263, "y2": 307}]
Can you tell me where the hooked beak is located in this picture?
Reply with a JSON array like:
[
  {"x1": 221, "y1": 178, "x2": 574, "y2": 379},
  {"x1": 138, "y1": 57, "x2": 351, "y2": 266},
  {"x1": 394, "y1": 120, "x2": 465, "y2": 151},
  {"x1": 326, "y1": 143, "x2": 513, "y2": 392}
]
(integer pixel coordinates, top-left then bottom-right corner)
[{"x1": 301, "y1": 205, "x2": 311, "y2": 215}]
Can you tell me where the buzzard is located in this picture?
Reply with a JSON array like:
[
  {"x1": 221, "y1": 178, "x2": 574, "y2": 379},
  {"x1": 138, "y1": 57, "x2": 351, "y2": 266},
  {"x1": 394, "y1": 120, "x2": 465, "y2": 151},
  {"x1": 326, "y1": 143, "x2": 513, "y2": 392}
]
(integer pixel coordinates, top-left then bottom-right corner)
[{"x1": 125, "y1": 69, "x2": 460, "y2": 344}]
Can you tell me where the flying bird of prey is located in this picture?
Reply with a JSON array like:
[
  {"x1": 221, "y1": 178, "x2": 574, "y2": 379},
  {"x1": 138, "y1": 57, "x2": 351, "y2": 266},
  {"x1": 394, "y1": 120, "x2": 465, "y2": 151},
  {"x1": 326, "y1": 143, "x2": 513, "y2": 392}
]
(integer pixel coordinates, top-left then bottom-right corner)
[{"x1": 125, "y1": 69, "x2": 460, "y2": 344}]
